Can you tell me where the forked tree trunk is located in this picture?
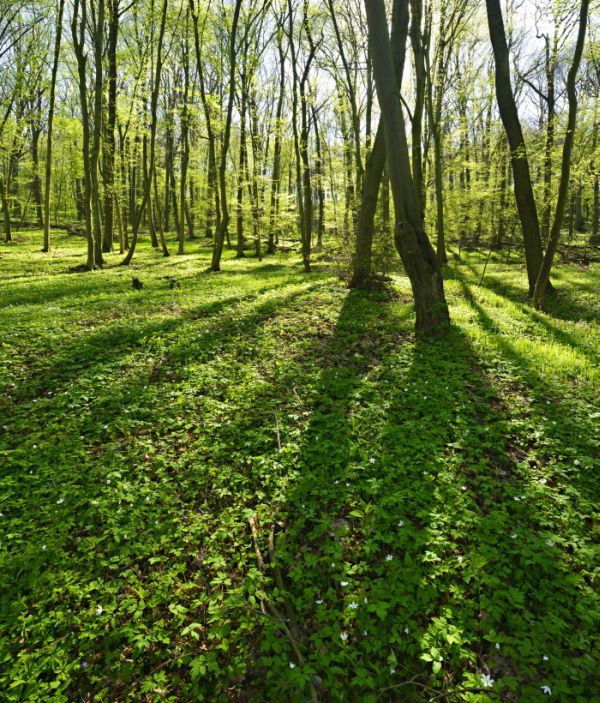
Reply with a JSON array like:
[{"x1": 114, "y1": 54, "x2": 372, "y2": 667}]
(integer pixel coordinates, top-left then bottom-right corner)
[{"x1": 365, "y1": 0, "x2": 450, "y2": 335}]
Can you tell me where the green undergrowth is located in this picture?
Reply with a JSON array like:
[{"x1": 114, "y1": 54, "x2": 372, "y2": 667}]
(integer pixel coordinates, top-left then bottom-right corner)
[{"x1": 1, "y1": 230, "x2": 598, "y2": 702}]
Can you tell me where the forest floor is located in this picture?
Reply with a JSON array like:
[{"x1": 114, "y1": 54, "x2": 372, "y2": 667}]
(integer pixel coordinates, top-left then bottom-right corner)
[{"x1": 1, "y1": 229, "x2": 598, "y2": 703}]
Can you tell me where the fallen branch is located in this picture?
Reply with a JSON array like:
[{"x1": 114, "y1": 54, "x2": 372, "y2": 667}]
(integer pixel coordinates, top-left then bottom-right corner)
[{"x1": 248, "y1": 516, "x2": 319, "y2": 703}]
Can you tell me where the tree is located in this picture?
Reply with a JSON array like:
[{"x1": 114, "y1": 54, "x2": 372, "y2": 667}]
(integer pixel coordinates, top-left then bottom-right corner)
[
  {"x1": 486, "y1": 0, "x2": 548, "y2": 294},
  {"x1": 533, "y1": 0, "x2": 590, "y2": 308},
  {"x1": 365, "y1": 0, "x2": 450, "y2": 335},
  {"x1": 42, "y1": 0, "x2": 65, "y2": 252}
]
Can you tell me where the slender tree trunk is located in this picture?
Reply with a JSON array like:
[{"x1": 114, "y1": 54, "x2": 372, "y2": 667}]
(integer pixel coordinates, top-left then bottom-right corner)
[
  {"x1": 248, "y1": 87, "x2": 263, "y2": 259},
  {"x1": 121, "y1": 0, "x2": 168, "y2": 265},
  {"x1": 210, "y1": 0, "x2": 243, "y2": 271},
  {"x1": 179, "y1": 21, "x2": 190, "y2": 255},
  {"x1": 268, "y1": 31, "x2": 286, "y2": 254},
  {"x1": 0, "y1": 175, "x2": 12, "y2": 242},
  {"x1": 312, "y1": 105, "x2": 325, "y2": 249},
  {"x1": 102, "y1": 0, "x2": 118, "y2": 253},
  {"x1": 541, "y1": 30, "x2": 557, "y2": 243},
  {"x1": 409, "y1": 0, "x2": 427, "y2": 220},
  {"x1": 350, "y1": 121, "x2": 385, "y2": 289},
  {"x1": 90, "y1": 0, "x2": 105, "y2": 265},
  {"x1": 72, "y1": 0, "x2": 95, "y2": 270},
  {"x1": 236, "y1": 67, "x2": 248, "y2": 258},
  {"x1": 486, "y1": 0, "x2": 547, "y2": 294},
  {"x1": 575, "y1": 178, "x2": 585, "y2": 232},
  {"x1": 43, "y1": 0, "x2": 65, "y2": 252},
  {"x1": 163, "y1": 99, "x2": 174, "y2": 233},
  {"x1": 31, "y1": 126, "x2": 44, "y2": 227},
  {"x1": 533, "y1": 0, "x2": 589, "y2": 309}
]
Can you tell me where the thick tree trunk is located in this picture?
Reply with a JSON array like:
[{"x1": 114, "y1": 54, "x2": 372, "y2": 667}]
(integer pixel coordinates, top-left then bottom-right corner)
[{"x1": 365, "y1": 0, "x2": 449, "y2": 335}]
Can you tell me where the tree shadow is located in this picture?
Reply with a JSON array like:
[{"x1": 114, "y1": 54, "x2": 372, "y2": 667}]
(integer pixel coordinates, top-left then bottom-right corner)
[
  {"x1": 460, "y1": 258, "x2": 600, "y2": 323},
  {"x1": 2, "y1": 272, "x2": 597, "y2": 702},
  {"x1": 244, "y1": 292, "x2": 598, "y2": 701}
]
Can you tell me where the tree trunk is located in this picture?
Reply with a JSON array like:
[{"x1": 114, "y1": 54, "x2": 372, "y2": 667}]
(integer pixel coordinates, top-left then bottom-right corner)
[
  {"x1": 267, "y1": 30, "x2": 285, "y2": 254},
  {"x1": 236, "y1": 66, "x2": 248, "y2": 258},
  {"x1": 350, "y1": 120, "x2": 384, "y2": 289},
  {"x1": 486, "y1": 0, "x2": 546, "y2": 294},
  {"x1": 102, "y1": 0, "x2": 118, "y2": 253},
  {"x1": 43, "y1": 0, "x2": 64, "y2": 252},
  {"x1": 72, "y1": 0, "x2": 96, "y2": 270},
  {"x1": 533, "y1": 0, "x2": 589, "y2": 309},
  {"x1": 31, "y1": 126, "x2": 44, "y2": 227},
  {"x1": 190, "y1": 0, "x2": 221, "y2": 243},
  {"x1": 365, "y1": 0, "x2": 450, "y2": 335},
  {"x1": 90, "y1": 0, "x2": 105, "y2": 266}
]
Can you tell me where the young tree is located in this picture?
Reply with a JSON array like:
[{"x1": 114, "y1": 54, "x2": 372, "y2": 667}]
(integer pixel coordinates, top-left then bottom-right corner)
[
  {"x1": 486, "y1": 0, "x2": 548, "y2": 294},
  {"x1": 533, "y1": 0, "x2": 589, "y2": 308},
  {"x1": 42, "y1": 0, "x2": 65, "y2": 252}
]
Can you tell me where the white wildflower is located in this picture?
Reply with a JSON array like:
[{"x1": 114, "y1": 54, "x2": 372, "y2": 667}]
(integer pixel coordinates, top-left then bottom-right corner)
[
  {"x1": 95, "y1": 605, "x2": 103, "y2": 615},
  {"x1": 348, "y1": 601, "x2": 358, "y2": 610},
  {"x1": 385, "y1": 554, "x2": 394, "y2": 561},
  {"x1": 541, "y1": 685, "x2": 551, "y2": 695},
  {"x1": 289, "y1": 662, "x2": 296, "y2": 669},
  {"x1": 339, "y1": 631, "x2": 348, "y2": 642},
  {"x1": 480, "y1": 673, "x2": 494, "y2": 688}
]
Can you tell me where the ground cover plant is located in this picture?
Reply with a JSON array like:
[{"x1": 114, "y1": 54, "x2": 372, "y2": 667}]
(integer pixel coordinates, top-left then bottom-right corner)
[{"x1": 1, "y1": 230, "x2": 598, "y2": 702}]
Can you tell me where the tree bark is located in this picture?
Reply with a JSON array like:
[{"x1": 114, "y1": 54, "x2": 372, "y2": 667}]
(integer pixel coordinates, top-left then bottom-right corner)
[
  {"x1": 43, "y1": 0, "x2": 64, "y2": 252},
  {"x1": 365, "y1": 0, "x2": 450, "y2": 335},
  {"x1": 533, "y1": 0, "x2": 589, "y2": 309},
  {"x1": 486, "y1": 0, "x2": 546, "y2": 294}
]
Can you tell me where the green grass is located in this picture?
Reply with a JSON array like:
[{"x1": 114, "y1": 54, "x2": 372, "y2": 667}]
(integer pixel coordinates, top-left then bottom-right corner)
[{"x1": 1, "y1": 229, "x2": 598, "y2": 702}]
